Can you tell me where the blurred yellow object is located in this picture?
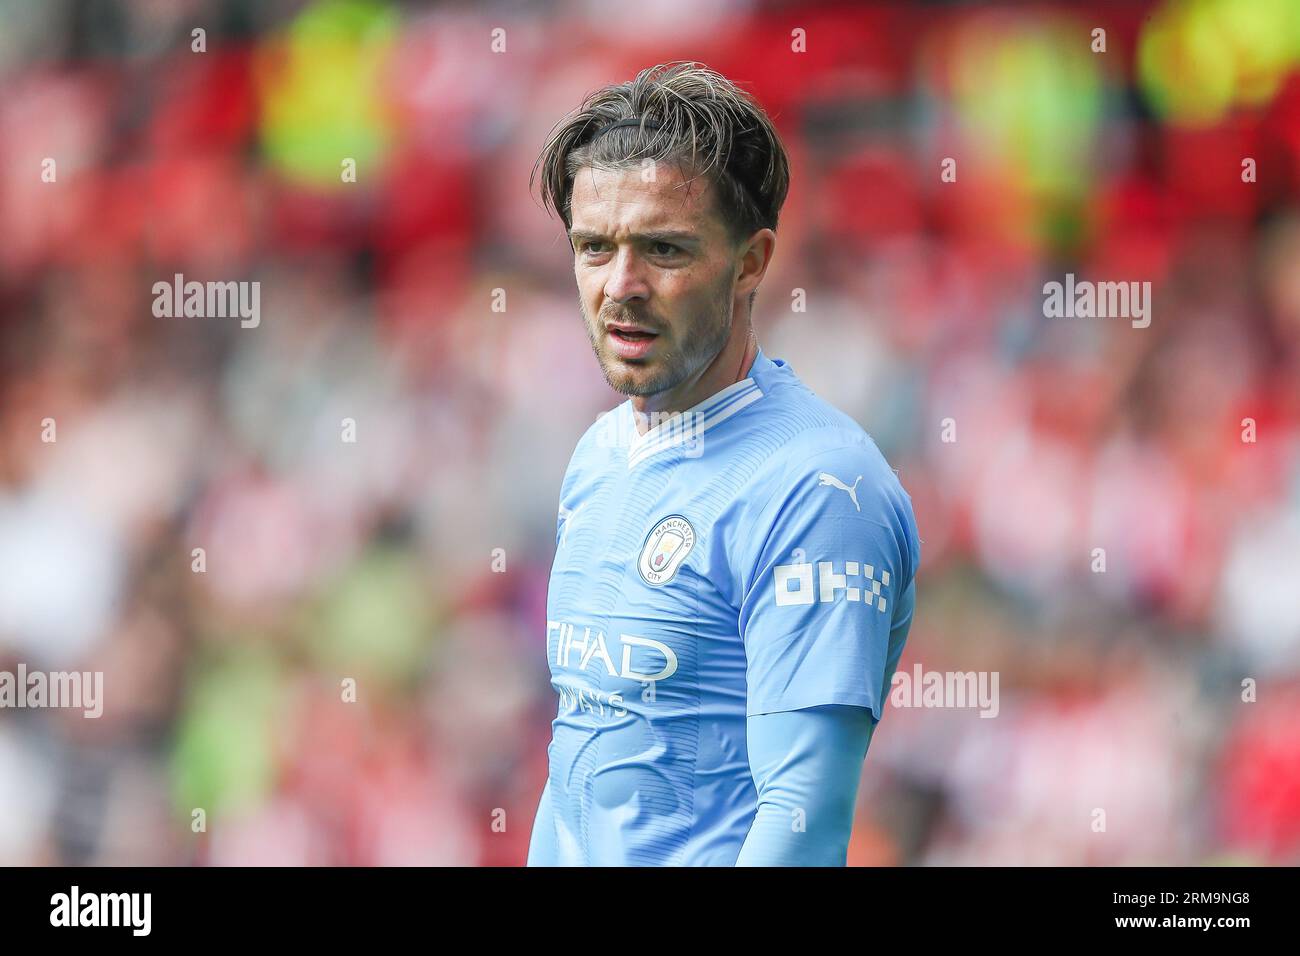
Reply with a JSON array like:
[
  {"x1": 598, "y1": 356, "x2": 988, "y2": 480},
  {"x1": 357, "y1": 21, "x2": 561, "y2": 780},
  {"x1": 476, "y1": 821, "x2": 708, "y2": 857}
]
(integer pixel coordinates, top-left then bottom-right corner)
[
  {"x1": 1139, "y1": 0, "x2": 1300, "y2": 126},
  {"x1": 948, "y1": 12, "x2": 1103, "y2": 203},
  {"x1": 255, "y1": 0, "x2": 398, "y2": 186}
]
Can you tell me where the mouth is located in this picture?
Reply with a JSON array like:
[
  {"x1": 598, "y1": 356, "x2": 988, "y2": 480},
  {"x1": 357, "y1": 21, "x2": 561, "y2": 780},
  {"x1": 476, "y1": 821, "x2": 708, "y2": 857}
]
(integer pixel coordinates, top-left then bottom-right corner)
[{"x1": 605, "y1": 323, "x2": 660, "y2": 360}]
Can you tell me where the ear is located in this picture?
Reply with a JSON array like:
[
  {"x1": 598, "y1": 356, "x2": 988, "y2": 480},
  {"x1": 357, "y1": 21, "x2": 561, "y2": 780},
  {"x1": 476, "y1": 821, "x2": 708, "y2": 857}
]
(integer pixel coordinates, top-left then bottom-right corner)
[{"x1": 735, "y1": 228, "x2": 777, "y2": 296}]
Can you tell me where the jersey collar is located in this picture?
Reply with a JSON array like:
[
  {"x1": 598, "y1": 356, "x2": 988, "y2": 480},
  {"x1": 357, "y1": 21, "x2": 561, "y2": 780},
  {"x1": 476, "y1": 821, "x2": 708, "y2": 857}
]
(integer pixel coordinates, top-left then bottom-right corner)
[{"x1": 624, "y1": 348, "x2": 770, "y2": 469}]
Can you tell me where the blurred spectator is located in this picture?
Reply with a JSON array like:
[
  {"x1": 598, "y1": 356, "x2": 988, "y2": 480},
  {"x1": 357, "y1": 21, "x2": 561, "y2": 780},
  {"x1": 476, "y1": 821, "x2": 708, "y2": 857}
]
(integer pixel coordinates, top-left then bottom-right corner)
[{"x1": 1, "y1": 0, "x2": 1299, "y2": 865}]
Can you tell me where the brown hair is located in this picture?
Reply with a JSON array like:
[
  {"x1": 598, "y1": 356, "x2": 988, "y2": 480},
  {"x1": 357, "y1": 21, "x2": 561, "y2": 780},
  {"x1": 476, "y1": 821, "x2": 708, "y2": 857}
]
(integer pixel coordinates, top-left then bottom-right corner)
[{"x1": 532, "y1": 61, "x2": 790, "y2": 246}]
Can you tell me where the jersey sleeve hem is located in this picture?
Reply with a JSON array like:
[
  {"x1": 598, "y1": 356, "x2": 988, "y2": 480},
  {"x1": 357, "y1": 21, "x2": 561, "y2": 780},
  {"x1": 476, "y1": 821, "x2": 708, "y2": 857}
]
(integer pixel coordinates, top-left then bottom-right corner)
[{"x1": 746, "y1": 690, "x2": 881, "y2": 722}]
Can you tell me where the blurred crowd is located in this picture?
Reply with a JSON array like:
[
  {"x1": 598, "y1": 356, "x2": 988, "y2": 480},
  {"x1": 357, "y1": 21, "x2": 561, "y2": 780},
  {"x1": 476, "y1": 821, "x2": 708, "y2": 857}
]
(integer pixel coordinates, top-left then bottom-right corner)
[{"x1": 2, "y1": 0, "x2": 1299, "y2": 865}]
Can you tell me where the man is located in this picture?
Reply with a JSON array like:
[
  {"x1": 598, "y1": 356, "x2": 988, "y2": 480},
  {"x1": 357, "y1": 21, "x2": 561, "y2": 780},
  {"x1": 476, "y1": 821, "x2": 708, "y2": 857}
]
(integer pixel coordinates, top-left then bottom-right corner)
[{"x1": 526, "y1": 61, "x2": 920, "y2": 866}]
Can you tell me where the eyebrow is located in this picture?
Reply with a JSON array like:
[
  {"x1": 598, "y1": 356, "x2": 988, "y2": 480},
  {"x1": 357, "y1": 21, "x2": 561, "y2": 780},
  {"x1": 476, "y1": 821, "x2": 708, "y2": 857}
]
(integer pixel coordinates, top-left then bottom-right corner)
[{"x1": 568, "y1": 229, "x2": 701, "y2": 248}]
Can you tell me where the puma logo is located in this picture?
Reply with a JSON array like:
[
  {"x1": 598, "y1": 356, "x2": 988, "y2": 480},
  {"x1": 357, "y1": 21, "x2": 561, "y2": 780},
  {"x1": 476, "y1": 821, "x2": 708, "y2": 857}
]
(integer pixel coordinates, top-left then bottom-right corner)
[{"x1": 817, "y1": 472, "x2": 861, "y2": 512}]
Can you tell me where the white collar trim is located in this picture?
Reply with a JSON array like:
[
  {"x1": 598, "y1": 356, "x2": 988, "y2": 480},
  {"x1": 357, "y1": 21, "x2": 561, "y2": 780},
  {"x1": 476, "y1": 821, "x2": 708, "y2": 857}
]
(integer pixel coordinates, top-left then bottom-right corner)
[{"x1": 625, "y1": 375, "x2": 764, "y2": 469}]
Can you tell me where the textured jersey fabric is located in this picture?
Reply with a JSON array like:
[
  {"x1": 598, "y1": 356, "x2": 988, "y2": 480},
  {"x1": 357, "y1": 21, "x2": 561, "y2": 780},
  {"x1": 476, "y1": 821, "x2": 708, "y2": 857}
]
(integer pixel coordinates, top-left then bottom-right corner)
[{"x1": 528, "y1": 348, "x2": 920, "y2": 866}]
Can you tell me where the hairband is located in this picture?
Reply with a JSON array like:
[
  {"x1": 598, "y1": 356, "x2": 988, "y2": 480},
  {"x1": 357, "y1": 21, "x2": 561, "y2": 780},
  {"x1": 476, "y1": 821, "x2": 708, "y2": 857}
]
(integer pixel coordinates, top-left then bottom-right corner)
[{"x1": 592, "y1": 116, "x2": 663, "y2": 140}]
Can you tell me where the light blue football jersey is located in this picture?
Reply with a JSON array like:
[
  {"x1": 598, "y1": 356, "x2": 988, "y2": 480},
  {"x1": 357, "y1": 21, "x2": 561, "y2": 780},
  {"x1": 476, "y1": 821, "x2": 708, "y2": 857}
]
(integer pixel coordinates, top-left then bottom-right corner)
[{"x1": 529, "y1": 348, "x2": 920, "y2": 866}]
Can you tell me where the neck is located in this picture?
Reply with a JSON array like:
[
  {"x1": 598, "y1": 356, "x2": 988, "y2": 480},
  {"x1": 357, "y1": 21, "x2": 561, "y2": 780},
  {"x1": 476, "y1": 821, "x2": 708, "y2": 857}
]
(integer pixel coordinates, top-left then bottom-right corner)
[{"x1": 631, "y1": 329, "x2": 758, "y2": 435}]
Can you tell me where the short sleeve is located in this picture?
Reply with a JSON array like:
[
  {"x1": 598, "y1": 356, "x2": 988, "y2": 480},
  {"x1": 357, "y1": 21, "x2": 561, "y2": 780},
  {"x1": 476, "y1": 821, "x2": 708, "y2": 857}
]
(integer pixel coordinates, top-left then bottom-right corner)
[{"x1": 738, "y1": 440, "x2": 918, "y2": 720}]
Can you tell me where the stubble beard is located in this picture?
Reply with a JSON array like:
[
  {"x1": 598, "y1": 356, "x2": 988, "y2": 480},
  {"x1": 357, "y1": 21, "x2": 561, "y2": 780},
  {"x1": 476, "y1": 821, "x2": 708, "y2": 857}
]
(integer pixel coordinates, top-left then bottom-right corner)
[{"x1": 582, "y1": 279, "x2": 734, "y2": 399}]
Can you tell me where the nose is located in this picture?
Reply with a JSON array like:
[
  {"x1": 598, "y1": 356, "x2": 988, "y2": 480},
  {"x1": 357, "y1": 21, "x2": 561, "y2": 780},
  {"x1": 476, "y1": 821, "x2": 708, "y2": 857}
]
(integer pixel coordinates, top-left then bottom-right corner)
[{"x1": 603, "y1": 247, "x2": 651, "y2": 306}]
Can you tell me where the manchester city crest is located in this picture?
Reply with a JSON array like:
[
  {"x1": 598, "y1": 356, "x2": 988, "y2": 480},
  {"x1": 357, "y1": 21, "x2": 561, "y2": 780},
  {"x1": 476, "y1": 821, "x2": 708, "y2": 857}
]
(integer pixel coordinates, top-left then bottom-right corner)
[{"x1": 638, "y1": 515, "x2": 697, "y2": 586}]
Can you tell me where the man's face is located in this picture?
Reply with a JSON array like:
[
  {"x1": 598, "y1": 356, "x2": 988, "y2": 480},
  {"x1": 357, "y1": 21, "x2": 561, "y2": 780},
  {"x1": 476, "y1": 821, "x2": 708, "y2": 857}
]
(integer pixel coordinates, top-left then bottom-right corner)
[{"x1": 569, "y1": 163, "x2": 739, "y2": 398}]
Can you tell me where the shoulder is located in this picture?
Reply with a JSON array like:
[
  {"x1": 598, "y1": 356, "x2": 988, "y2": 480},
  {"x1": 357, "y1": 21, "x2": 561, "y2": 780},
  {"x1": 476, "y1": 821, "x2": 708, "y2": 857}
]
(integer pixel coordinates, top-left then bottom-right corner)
[
  {"x1": 739, "y1": 389, "x2": 919, "y2": 583},
  {"x1": 775, "y1": 425, "x2": 897, "y2": 489},
  {"x1": 746, "y1": 356, "x2": 905, "y2": 502},
  {"x1": 749, "y1": 398, "x2": 911, "y2": 527}
]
